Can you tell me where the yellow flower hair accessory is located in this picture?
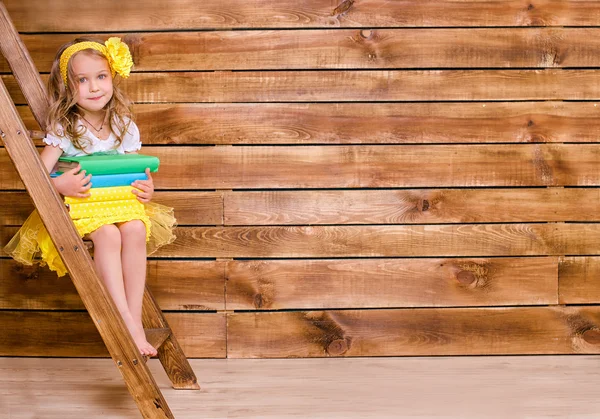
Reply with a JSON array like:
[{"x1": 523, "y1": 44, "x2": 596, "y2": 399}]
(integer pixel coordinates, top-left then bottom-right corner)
[
  {"x1": 104, "y1": 37, "x2": 133, "y2": 79},
  {"x1": 59, "y1": 37, "x2": 133, "y2": 85}
]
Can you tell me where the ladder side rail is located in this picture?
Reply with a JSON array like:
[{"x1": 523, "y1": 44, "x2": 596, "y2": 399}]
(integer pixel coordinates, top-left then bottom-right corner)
[{"x1": 0, "y1": 2, "x2": 48, "y2": 129}]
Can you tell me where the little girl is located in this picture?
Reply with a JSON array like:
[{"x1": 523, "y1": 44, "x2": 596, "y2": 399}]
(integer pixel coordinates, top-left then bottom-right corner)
[{"x1": 4, "y1": 37, "x2": 176, "y2": 357}]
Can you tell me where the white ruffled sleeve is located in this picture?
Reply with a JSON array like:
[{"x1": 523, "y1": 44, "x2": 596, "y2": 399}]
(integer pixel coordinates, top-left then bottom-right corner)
[
  {"x1": 122, "y1": 120, "x2": 142, "y2": 152},
  {"x1": 43, "y1": 130, "x2": 71, "y2": 151}
]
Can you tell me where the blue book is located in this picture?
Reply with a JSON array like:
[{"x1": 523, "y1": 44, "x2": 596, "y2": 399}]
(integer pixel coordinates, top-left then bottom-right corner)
[{"x1": 51, "y1": 172, "x2": 148, "y2": 188}]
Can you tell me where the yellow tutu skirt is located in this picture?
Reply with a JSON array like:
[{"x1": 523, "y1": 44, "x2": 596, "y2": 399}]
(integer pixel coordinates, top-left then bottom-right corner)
[{"x1": 4, "y1": 201, "x2": 176, "y2": 277}]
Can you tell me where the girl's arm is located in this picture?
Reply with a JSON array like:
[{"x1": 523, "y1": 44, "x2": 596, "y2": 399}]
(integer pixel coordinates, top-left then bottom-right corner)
[{"x1": 40, "y1": 145, "x2": 92, "y2": 198}]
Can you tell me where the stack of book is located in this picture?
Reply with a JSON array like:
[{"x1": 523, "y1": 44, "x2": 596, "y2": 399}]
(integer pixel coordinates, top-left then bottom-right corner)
[{"x1": 54, "y1": 153, "x2": 160, "y2": 219}]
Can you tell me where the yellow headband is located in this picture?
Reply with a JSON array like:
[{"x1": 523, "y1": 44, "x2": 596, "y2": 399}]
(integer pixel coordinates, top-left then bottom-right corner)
[{"x1": 59, "y1": 37, "x2": 133, "y2": 85}]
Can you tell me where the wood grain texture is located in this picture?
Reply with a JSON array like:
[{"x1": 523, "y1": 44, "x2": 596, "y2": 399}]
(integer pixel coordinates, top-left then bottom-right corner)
[
  {"x1": 151, "y1": 191, "x2": 223, "y2": 225},
  {"x1": 0, "y1": 191, "x2": 223, "y2": 226},
  {"x1": 223, "y1": 189, "x2": 600, "y2": 225},
  {"x1": 559, "y1": 257, "x2": 600, "y2": 304},
  {"x1": 0, "y1": 259, "x2": 225, "y2": 310},
  {"x1": 0, "y1": 192, "x2": 32, "y2": 225},
  {"x1": 17, "y1": 102, "x2": 600, "y2": 146},
  {"x1": 227, "y1": 306, "x2": 600, "y2": 358},
  {"x1": 5, "y1": 0, "x2": 600, "y2": 31},
  {"x1": 226, "y1": 257, "x2": 558, "y2": 310},
  {"x1": 158, "y1": 224, "x2": 600, "y2": 258},
  {"x1": 151, "y1": 144, "x2": 600, "y2": 188},
  {"x1": 0, "y1": 311, "x2": 226, "y2": 358},
  {"x1": 4, "y1": 357, "x2": 600, "y2": 419},
  {"x1": 6, "y1": 144, "x2": 600, "y2": 190},
  {"x1": 5, "y1": 307, "x2": 600, "y2": 358},
  {"x1": 7, "y1": 70, "x2": 600, "y2": 104},
  {"x1": 4, "y1": 28, "x2": 600, "y2": 73},
  {"x1": 5, "y1": 0, "x2": 600, "y2": 363}
]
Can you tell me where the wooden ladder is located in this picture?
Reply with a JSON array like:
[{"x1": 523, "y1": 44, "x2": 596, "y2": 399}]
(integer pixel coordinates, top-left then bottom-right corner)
[{"x1": 0, "y1": 3, "x2": 199, "y2": 418}]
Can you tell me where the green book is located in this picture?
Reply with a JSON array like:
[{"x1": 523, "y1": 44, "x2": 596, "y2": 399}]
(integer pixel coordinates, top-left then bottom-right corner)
[{"x1": 57, "y1": 153, "x2": 160, "y2": 175}]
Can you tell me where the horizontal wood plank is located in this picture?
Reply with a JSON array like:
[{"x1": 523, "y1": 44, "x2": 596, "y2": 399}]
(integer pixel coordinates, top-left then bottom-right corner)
[
  {"x1": 7, "y1": 70, "x2": 600, "y2": 104},
  {"x1": 1, "y1": 256, "x2": 559, "y2": 310},
  {"x1": 0, "y1": 191, "x2": 223, "y2": 226},
  {"x1": 0, "y1": 192, "x2": 32, "y2": 225},
  {"x1": 559, "y1": 257, "x2": 600, "y2": 304},
  {"x1": 5, "y1": 306, "x2": 600, "y2": 358},
  {"x1": 16, "y1": 102, "x2": 600, "y2": 146},
  {"x1": 0, "y1": 311, "x2": 226, "y2": 357},
  {"x1": 146, "y1": 144, "x2": 600, "y2": 189},
  {"x1": 227, "y1": 306, "x2": 600, "y2": 357},
  {"x1": 6, "y1": 224, "x2": 600, "y2": 259},
  {"x1": 0, "y1": 259, "x2": 225, "y2": 310},
  {"x1": 5, "y1": 0, "x2": 600, "y2": 31},
  {"x1": 224, "y1": 189, "x2": 600, "y2": 225},
  {"x1": 226, "y1": 257, "x2": 558, "y2": 310},
  {"x1": 6, "y1": 144, "x2": 600, "y2": 189},
  {"x1": 151, "y1": 191, "x2": 223, "y2": 225},
  {"x1": 157, "y1": 224, "x2": 600, "y2": 258},
  {"x1": 4, "y1": 29, "x2": 600, "y2": 73}
]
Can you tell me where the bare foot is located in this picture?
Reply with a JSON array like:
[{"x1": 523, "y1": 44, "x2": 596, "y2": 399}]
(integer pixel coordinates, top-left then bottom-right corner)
[
  {"x1": 121, "y1": 312, "x2": 157, "y2": 357},
  {"x1": 134, "y1": 325, "x2": 158, "y2": 357}
]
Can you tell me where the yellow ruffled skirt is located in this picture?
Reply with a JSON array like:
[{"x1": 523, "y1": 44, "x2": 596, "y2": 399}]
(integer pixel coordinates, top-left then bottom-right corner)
[{"x1": 4, "y1": 200, "x2": 176, "y2": 277}]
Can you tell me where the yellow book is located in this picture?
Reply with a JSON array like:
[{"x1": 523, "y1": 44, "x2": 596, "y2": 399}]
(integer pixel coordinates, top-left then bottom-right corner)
[
  {"x1": 67, "y1": 199, "x2": 146, "y2": 220},
  {"x1": 64, "y1": 186, "x2": 140, "y2": 205}
]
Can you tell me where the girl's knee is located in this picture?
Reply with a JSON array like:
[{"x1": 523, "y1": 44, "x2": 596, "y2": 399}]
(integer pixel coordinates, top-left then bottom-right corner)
[
  {"x1": 119, "y1": 219, "x2": 147, "y2": 239},
  {"x1": 89, "y1": 224, "x2": 121, "y2": 246}
]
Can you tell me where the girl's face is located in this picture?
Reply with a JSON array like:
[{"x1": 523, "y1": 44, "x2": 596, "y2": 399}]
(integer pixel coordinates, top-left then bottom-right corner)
[{"x1": 70, "y1": 52, "x2": 114, "y2": 116}]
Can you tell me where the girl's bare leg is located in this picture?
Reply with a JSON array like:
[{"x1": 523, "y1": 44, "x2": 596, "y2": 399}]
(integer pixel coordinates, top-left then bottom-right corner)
[
  {"x1": 119, "y1": 220, "x2": 157, "y2": 356},
  {"x1": 88, "y1": 224, "x2": 155, "y2": 356}
]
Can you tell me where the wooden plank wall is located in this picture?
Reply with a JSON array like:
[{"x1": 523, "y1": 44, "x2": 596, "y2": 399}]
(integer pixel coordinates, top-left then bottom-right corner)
[{"x1": 2, "y1": 0, "x2": 600, "y2": 358}]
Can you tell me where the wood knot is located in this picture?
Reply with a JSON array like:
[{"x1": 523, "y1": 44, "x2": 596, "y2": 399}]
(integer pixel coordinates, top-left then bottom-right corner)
[
  {"x1": 456, "y1": 271, "x2": 476, "y2": 286},
  {"x1": 327, "y1": 338, "x2": 349, "y2": 356},
  {"x1": 254, "y1": 294, "x2": 264, "y2": 308},
  {"x1": 14, "y1": 264, "x2": 39, "y2": 280},
  {"x1": 26, "y1": 270, "x2": 40, "y2": 281},
  {"x1": 360, "y1": 30, "x2": 372, "y2": 39},
  {"x1": 527, "y1": 3, "x2": 534, "y2": 10},
  {"x1": 332, "y1": 0, "x2": 355, "y2": 16},
  {"x1": 456, "y1": 262, "x2": 491, "y2": 288},
  {"x1": 582, "y1": 329, "x2": 600, "y2": 345},
  {"x1": 527, "y1": 120, "x2": 534, "y2": 127},
  {"x1": 421, "y1": 199, "x2": 430, "y2": 212}
]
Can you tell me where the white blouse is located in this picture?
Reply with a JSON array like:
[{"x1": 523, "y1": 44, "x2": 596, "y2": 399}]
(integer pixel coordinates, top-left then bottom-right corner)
[{"x1": 43, "y1": 118, "x2": 142, "y2": 157}]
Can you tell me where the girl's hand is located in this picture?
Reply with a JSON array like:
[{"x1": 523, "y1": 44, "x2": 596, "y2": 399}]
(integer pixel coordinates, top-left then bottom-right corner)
[
  {"x1": 132, "y1": 168, "x2": 154, "y2": 203},
  {"x1": 52, "y1": 165, "x2": 92, "y2": 198}
]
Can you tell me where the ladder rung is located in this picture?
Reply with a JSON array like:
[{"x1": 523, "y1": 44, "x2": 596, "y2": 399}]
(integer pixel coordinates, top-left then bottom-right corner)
[
  {"x1": 28, "y1": 129, "x2": 45, "y2": 140},
  {"x1": 145, "y1": 327, "x2": 172, "y2": 350}
]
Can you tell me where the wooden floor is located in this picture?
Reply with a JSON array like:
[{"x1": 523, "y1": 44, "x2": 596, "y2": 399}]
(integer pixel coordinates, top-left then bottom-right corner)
[{"x1": 1, "y1": 356, "x2": 599, "y2": 418}]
